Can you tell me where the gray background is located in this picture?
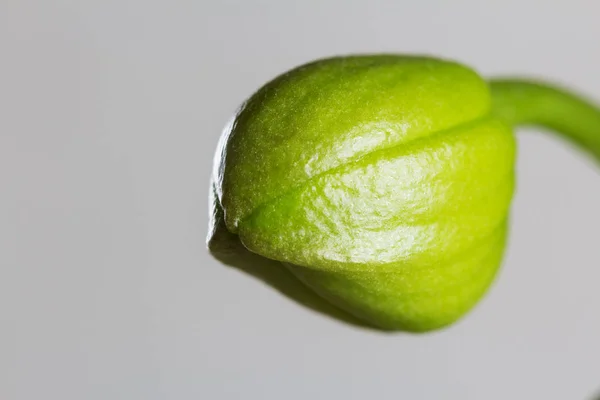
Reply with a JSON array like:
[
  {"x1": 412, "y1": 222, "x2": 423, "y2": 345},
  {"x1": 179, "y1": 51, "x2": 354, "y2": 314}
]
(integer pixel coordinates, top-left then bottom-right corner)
[{"x1": 2, "y1": 0, "x2": 599, "y2": 399}]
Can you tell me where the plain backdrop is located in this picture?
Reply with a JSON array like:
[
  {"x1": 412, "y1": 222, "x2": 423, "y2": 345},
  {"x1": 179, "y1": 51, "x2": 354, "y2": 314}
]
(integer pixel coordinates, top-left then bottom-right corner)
[{"x1": 2, "y1": 1, "x2": 600, "y2": 399}]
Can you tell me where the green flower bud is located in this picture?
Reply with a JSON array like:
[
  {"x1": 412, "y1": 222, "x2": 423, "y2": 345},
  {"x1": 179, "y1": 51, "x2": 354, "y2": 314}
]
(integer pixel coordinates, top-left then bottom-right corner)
[{"x1": 208, "y1": 55, "x2": 600, "y2": 332}]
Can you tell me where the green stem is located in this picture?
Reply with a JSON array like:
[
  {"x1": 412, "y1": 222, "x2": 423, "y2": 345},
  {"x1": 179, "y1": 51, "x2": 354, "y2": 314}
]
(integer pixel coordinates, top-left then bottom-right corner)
[{"x1": 489, "y1": 79, "x2": 600, "y2": 159}]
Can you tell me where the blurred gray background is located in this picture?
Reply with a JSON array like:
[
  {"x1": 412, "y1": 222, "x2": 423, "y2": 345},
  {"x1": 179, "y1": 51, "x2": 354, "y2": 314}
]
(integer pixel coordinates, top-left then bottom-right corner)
[{"x1": 2, "y1": 1, "x2": 600, "y2": 399}]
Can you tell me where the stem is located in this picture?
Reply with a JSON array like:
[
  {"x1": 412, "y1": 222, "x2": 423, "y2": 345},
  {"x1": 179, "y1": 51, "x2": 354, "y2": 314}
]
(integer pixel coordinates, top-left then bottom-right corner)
[{"x1": 489, "y1": 79, "x2": 600, "y2": 159}]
